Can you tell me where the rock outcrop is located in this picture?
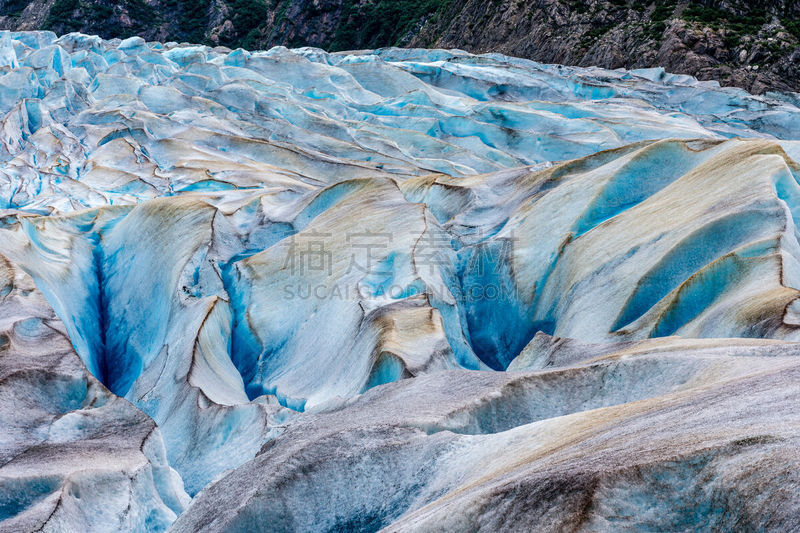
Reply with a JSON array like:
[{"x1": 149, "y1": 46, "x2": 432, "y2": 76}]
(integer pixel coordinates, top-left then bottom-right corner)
[{"x1": 1, "y1": 1, "x2": 799, "y2": 93}]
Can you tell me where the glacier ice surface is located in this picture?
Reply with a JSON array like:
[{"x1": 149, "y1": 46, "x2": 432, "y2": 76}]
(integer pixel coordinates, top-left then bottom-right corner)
[{"x1": 1, "y1": 30, "x2": 800, "y2": 531}]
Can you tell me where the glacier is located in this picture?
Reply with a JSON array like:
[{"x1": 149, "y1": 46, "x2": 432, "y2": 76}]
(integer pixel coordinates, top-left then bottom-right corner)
[{"x1": 1, "y1": 30, "x2": 800, "y2": 532}]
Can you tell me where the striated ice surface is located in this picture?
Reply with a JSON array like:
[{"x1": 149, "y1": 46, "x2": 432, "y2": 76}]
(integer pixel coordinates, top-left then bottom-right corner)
[
  {"x1": 1, "y1": 31, "x2": 800, "y2": 215},
  {"x1": 1, "y1": 30, "x2": 800, "y2": 531},
  {"x1": 0, "y1": 254, "x2": 189, "y2": 532}
]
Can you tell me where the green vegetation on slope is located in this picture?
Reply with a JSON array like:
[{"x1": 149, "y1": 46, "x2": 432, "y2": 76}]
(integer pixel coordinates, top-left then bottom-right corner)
[
  {"x1": 683, "y1": 2, "x2": 768, "y2": 47},
  {"x1": 32, "y1": 0, "x2": 800, "y2": 53},
  {"x1": 43, "y1": 0, "x2": 155, "y2": 38},
  {"x1": 328, "y1": 0, "x2": 455, "y2": 51},
  {"x1": 37, "y1": 0, "x2": 457, "y2": 51}
]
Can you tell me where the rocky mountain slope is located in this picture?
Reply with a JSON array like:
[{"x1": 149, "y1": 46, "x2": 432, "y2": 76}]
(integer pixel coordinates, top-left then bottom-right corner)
[{"x1": 1, "y1": 0, "x2": 799, "y2": 93}]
